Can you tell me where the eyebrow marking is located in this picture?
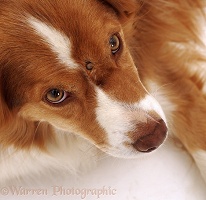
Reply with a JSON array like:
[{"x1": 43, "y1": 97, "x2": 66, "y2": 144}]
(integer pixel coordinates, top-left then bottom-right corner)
[{"x1": 28, "y1": 17, "x2": 78, "y2": 69}]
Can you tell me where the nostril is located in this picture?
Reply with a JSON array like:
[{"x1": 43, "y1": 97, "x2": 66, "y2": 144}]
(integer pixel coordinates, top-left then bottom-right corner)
[
  {"x1": 145, "y1": 147, "x2": 157, "y2": 153},
  {"x1": 132, "y1": 119, "x2": 167, "y2": 153}
]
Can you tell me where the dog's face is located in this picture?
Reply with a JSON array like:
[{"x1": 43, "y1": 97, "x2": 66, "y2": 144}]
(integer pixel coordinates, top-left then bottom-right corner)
[{"x1": 0, "y1": 0, "x2": 167, "y2": 158}]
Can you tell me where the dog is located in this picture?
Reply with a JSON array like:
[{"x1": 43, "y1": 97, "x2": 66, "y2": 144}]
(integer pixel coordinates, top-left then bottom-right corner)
[{"x1": 0, "y1": 0, "x2": 205, "y2": 185}]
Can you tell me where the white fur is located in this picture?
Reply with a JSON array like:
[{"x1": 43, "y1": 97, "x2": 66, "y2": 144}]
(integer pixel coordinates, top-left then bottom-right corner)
[
  {"x1": 0, "y1": 129, "x2": 98, "y2": 186},
  {"x1": 138, "y1": 95, "x2": 167, "y2": 122},
  {"x1": 146, "y1": 81, "x2": 177, "y2": 116},
  {"x1": 193, "y1": 150, "x2": 206, "y2": 182},
  {"x1": 198, "y1": 8, "x2": 206, "y2": 94},
  {"x1": 95, "y1": 88, "x2": 166, "y2": 158},
  {"x1": 27, "y1": 17, "x2": 78, "y2": 69},
  {"x1": 168, "y1": 9, "x2": 206, "y2": 95},
  {"x1": 95, "y1": 88, "x2": 134, "y2": 157},
  {"x1": 198, "y1": 8, "x2": 206, "y2": 47}
]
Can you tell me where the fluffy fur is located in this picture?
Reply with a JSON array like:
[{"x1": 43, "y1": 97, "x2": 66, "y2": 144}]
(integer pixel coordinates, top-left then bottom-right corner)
[
  {"x1": 0, "y1": 0, "x2": 206, "y2": 184},
  {"x1": 136, "y1": 0, "x2": 206, "y2": 181}
]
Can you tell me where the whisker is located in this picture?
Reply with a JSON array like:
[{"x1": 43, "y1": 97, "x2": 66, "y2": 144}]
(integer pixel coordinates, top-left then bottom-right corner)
[
  {"x1": 150, "y1": 83, "x2": 174, "y2": 96},
  {"x1": 30, "y1": 121, "x2": 43, "y2": 148}
]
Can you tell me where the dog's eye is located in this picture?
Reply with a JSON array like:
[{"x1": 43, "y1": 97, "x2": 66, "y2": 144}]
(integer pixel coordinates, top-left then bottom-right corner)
[
  {"x1": 86, "y1": 61, "x2": 94, "y2": 71},
  {"x1": 109, "y1": 34, "x2": 120, "y2": 54},
  {"x1": 46, "y1": 89, "x2": 67, "y2": 104}
]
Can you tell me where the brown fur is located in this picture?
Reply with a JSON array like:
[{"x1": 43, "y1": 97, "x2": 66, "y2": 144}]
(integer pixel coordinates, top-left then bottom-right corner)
[
  {"x1": 101, "y1": 0, "x2": 206, "y2": 153},
  {"x1": 131, "y1": 0, "x2": 206, "y2": 152},
  {"x1": 0, "y1": 0, "x2": 151, "y2": 151},
  {"x1": 1, "y1": 0, "x2": 206, "y2": 181}
]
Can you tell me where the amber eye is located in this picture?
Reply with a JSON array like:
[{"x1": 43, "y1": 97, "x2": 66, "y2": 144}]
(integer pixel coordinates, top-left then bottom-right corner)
[
  {"x1": 46, "y1": 89, "x2": 67, "y2": 104},
  {"x1": 109, "y1": 34, "x2": 120, "y2": 54}
]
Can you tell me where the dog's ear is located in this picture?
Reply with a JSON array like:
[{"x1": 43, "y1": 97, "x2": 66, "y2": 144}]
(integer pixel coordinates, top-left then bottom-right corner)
[
  {"x1": 0, "y1": 68, "x2": 29, "y2": 148},
  {"x1": 102, "y1": 0, "x2": 140, "y2": 23},
  {"x1": 0, "y1": 70, "x2": 51, "y2": 149},
  {"x1": 0, "y1": 69, "x2": 15, "y2": 135},
  {"x1": 0, "y1": 70, "x2": 15, "y2": 147}
]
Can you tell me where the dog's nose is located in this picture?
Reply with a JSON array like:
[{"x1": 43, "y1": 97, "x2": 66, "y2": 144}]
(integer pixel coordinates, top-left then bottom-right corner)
[{"x1": 132, "y1": 119, "x2": 167, "y2": 153}]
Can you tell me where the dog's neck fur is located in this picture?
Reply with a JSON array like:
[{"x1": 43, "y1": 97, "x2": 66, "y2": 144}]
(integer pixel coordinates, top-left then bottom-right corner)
[
  {"x1": 123, "y1": 1, "x2": 202, "y2": 135},
  {"x1": 0, "y1": 128, "x2": 99, "y2": 186},
  {"x1": 131, "y1": 0, "x2": 206, "y2": 181}
]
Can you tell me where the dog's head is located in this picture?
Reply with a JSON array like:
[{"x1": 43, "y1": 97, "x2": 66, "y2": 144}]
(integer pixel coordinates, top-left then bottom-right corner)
[{"x1": 0, "y1": 0, "x2": 167, "y2": 158}]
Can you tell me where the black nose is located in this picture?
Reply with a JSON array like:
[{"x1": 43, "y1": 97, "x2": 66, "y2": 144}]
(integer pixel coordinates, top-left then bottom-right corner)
[{"x1": 132, "y1": 119, "x2": 167, "y2": 153}]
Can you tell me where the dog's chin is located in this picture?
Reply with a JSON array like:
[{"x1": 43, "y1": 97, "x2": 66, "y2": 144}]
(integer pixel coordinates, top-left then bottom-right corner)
[{"x1": 99, "y1": 143, "x2": 165, "y2": 159}]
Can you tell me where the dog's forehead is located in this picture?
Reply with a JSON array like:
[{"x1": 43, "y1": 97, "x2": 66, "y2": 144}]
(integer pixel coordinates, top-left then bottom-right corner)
[
  {"x1": 25, "y1": 1, "x2": 119, "y2": 68},
  {"x1": 28, "y1": 17, "x2": 79, "y2": 69}
]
